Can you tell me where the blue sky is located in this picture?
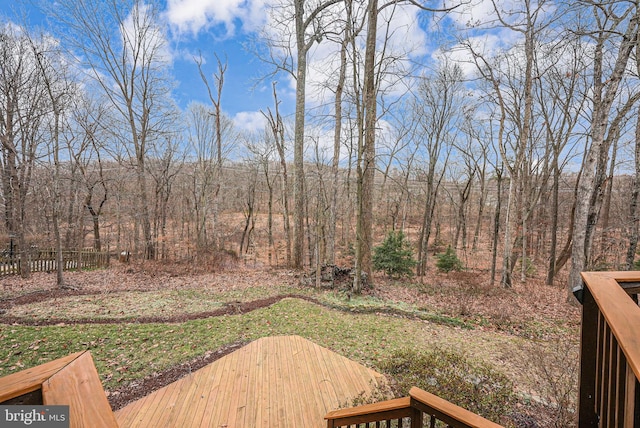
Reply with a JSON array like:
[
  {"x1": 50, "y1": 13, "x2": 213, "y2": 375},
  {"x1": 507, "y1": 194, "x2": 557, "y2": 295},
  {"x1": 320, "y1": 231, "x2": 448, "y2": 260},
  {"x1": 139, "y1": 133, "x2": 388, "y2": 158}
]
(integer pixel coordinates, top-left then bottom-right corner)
[
  {"x1": 0, "y1": 0, "x2": 517, "y2": 137},
  {"x1": 1, "y1": 0, "x2": 293, "y2": 132},
  {"x1": 170, "y1": 34, "x2": 272, "y2": 117}
]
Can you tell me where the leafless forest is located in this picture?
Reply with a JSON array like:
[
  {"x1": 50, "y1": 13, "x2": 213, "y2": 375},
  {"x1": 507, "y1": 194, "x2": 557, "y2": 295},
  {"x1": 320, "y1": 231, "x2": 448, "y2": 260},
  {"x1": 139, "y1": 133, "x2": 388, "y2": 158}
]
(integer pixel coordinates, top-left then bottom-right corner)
[{"x1": 2, "y1": 0, "x2": 640, "y2": 297}]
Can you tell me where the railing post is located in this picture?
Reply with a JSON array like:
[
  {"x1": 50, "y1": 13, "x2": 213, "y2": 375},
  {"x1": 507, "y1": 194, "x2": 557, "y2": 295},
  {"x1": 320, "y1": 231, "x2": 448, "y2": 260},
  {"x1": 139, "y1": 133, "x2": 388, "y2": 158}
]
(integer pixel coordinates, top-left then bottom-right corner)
[
  {"x1": 410, "y1": 405, "x2": 423, "y2": 428},
  {"x1": 635, "y1": 377, "x2": 640, "y2": 426},
  {"x1": 578, "y1": 281, "x2": 599, "y2": 426}
]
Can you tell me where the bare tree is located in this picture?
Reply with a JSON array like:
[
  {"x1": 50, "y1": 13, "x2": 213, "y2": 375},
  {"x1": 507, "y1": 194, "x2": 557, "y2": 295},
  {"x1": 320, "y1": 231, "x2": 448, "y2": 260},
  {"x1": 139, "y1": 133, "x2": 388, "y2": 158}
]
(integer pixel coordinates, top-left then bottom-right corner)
[
  {"x1": 569, "y1": 2, "x2": 640, "y2": 298},
  {"x1": 626, "y1": 104, "x2": 640, "y2": 270},
  {"x1": 247, "y1": 131, "x2": 277, "y2": 265},
  {"x1": 327, "y1": 0, "x2": 359, "y2": 277},
  {"x1": 196, "y1": 54, "x2": 227, "y2": 249},
  {"x1": 353, "y1": 0, "x2": 380, "y2": 293},
  {"x1": 51, "y1": 0, "x2": 176, "y2": 260},
  {"x1": 414, "y1": 62, "x2": 463, "y2": 277},
  {"x1": 30, "y1": 32, "x2": 76, "y2": 288},
  {"x1": 534, "y1": 37, "x2": 589, "y2": 285},
  {"x1": 353, "y1": 0, "x2": 463, "y2": 292},
  {"x1": 378, "y1": 107, "x2": 417, "y2": 231},
  {"x1": 239, "y1": 159, "x2": 258, "y2": 258},
  {"x1": 498, "y1": 0, "x2": 552, "y2": 288},
  {"x1": 257, "y1": 0, "x2": 345, "y2": 269},
  {"x1": 464, "y1": 0, "x2": 559, "y2": 287},
  {"x1": 149, "y1": 138, "x2": 182, "y2": 259},
  {"x1": 0, "y1": 25, "x2": 50, "y2": 278},
  {"x1": 451, "y1": 135, "x2": 477, "y2": 251},
  {"x1": 262, "y1": 82, "x2": 292, "y2": 266},
  {"x1": 466, "y1": 118, "x2": 491, "y2": 252},
  {"x1": 70, "y1": 94, "x2": 111, "y2": 252},
  {"x1": 491, "y1": 162, "x2": 505, "y2": 286},
  {"x1": 186, "y1": 101, "x2": 234, "y2": 250},
  {"x1": 187, "y1": 103, "x2": 216, "y2": 248}
]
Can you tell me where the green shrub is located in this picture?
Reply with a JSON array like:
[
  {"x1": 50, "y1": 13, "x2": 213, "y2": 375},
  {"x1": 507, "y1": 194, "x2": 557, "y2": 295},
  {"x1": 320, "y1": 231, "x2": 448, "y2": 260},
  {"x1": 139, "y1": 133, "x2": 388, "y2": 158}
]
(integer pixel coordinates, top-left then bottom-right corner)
[
  {"x1": 436, "y1": 246, "x2": 463, "y2": 272},
  {"x1": 372, "y1": 230, "x2": 417, "y2": 278},
  {"x1": 515, "y1": 257, "x2": 536, "y2": 277},
  {"x1": 378, "y1": 347, "x2": 515, "y2": 422}
]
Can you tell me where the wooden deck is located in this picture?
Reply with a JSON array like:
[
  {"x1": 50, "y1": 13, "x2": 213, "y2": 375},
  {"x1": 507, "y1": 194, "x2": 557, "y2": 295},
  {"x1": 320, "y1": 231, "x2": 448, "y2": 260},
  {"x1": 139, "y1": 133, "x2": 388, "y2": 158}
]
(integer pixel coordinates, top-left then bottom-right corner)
[
  {"x1": 115, "y1": 335, "x2": 386, "y2": 427},
  {"x1": 0, "y1": 351, "x2": 118, "y2": 428}
]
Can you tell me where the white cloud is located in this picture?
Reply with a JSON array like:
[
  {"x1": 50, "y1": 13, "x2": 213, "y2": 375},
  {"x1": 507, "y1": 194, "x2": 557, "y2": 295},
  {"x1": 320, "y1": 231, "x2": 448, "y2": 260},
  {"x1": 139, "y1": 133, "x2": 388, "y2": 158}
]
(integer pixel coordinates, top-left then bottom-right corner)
[
  {"x1": 165, "y1": 0, "x2": 267, "y2": 36},
  {"x1": 121, "y1": 3, "x2": 173, "y2": 64},
  {"x1": 447, "y1": 0, "x2": 556, "y2": 30},
  {"x1": 449, "y1": 0, "x2": 501, "y2": 28},
  {"x1": 233, "y1": 110, "x2": 267, "y2": 133},
  {"x1": 377, "y1": 3, "x2": 429, "y2": 58},
  {"x1": 434, "y1": 33, "x2": 506, "y2": 79},
  {"x1": 298, "y1": 2, "x2": 430, "y2": 108}
]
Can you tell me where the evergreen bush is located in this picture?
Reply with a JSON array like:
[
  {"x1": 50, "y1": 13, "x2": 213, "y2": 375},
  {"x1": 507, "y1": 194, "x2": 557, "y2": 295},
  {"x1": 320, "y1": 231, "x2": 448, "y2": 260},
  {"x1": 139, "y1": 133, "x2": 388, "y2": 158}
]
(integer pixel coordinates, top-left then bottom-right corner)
[
  {"x1": 372, "y1": 230, "x2": 416, "y2": 278},
  {"x1": 435, "y1": 246, "x2": 463, "y2": 272}
]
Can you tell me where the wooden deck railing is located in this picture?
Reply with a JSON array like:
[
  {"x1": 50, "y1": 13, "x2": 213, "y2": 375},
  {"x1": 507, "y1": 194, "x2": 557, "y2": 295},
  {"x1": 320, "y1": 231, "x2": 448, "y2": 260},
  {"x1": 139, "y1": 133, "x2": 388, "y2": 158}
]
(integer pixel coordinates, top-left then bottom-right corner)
[
  {"x1": 578, "y1": 272, "x2": 640, "y2": 427},
  {"x1": 325, "y1": 386, "x2": 503, "y2": 428}
]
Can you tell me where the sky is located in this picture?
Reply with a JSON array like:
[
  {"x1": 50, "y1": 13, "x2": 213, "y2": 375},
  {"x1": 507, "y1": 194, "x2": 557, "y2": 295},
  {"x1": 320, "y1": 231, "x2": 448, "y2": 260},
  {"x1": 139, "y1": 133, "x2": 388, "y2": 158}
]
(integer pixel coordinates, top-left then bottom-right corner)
[
  {"x1": 0, "y1": 0, "x2": 520, "y2": 137},
  {"x1": 162, "y1": 0, "x2": 276, "y2": 127},
  {"x1": 2, "y1": 0, "x2": 285, "y2": 131},
  {"x1": 0, "y1": 0, "x2": 462, "y2": 131}
]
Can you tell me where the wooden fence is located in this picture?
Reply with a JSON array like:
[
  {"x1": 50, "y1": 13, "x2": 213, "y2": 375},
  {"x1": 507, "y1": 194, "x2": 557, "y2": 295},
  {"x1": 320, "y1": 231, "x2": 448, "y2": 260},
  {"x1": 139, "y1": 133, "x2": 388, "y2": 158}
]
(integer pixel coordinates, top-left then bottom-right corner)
[{"x1": 0, "y1": 249, "x2": 110, "y2": 277}]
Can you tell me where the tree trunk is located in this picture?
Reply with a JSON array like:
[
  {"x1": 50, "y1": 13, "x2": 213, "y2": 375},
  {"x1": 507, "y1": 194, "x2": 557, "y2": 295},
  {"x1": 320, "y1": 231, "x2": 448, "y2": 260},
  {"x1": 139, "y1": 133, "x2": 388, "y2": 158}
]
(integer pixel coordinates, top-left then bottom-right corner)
[
  {"x1": 328, "y1": 2, "x2": 350, "y2": 277},
  {"x1": 293, "y1": 0, "x2": 307, "y2": 270},
  {"x1": 138, "y1": 166, "x2": 155, "y2": 260},
  {"x1": 490, "y1": 168, "x2": 503, "y2": 285},
  {"x1": 626, "y1": 107, "x2": 640, "y2": 270},
  {"x1": 546, "y1": 158, "x2": 560, "y2": 285},
  {"x1": 265, "y1": 83, "x2": 291, "y2": 266},
  {"x1": 598, "y1": 137, "x2": 618, "y2": 260},
  {"x1": 472, "y1": 167, "x2": 487, "y2": 251},
  {"x1": 500, "y1": 176, "x2": 516, "y2": 288},
  {"x1": 569, "y1": 10, "x2": 638, "y2": 297},
  {"x1": 356, "y1": 0, "x2": 379, "y2": 291},
  {"x1": 265, "y1": 165, "x2": 274, "y2": 266}
]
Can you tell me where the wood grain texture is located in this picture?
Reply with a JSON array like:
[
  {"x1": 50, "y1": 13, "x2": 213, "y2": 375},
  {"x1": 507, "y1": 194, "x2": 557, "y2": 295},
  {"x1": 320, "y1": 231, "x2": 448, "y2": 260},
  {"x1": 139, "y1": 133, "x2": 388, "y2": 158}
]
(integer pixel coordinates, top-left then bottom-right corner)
[
  {"x1": 42, "y1": 352, "x2": 119, "y2": 428},
  {"x1": 0, "y1": 351, "x2": 118, "y2": 428},
  {"x1": 115, "y1": 335, "x2": 385, "y2": 427},
  {"x1": 0, "y1": 352, "x2": 83, "y2": 402},
  {"x1": 582, "y1": 272, "x2": 640, "y2": 381}
]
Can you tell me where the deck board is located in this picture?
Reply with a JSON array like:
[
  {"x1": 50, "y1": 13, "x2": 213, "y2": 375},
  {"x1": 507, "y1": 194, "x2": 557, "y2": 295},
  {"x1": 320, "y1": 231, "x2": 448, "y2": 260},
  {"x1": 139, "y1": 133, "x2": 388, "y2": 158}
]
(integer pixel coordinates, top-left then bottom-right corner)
[
  {"x1": 0, "y1": 352, "x2": 83, "y2": 402},
  {"x1": 42, "y1": 352, "x2": 119, "y2": 428},
  {"x1": 115, "y1": 335, "x2": 385, "y2": 427},
  {"x1": 0, "y1": 351, "x2": 118, "y2": 428}
]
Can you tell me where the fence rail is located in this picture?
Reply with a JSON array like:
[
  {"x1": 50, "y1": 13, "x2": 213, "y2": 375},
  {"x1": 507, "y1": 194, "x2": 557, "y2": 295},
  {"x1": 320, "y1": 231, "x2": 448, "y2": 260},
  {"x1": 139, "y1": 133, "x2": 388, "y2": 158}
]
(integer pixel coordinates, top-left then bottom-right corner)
[{"x1": 0, "y1": 249, "x2": 110, "y2": 277}]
